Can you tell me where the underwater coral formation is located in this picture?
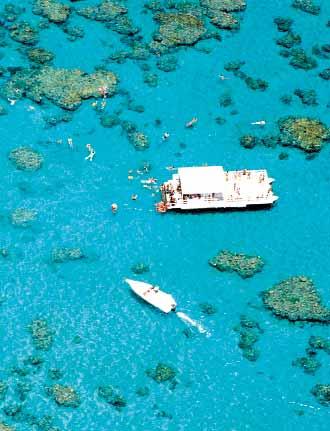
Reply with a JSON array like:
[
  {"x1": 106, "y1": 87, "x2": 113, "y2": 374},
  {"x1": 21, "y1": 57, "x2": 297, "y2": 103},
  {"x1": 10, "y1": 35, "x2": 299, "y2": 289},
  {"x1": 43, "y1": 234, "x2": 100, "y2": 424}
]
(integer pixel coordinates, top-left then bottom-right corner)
[
  {"x1": 33, "y1": 0, "x2": 71, "y2": 23},
  {"x1": 2, "y1": 67, "x2": 117, "y2": 110},
  {"x1": 278, "y1": 116, "x2": 330, "y2": 152},
  {"x1": 311, "y1": 384, "x2": 330, "y2": 406},
  {"x1": 8, "y1": 147, "x2": 43, "y2": 171},
  {"x1": 0, "y1": 423, "x2": 14, "y2": 431},
  {"x1": 28, "y1": 319, "x2": 54, "y2": 351},
  {"x1": 292, "y1": 355, "x2": 321, "y2": 375},
  {"x1": 131, "y1": 263, "x2": 150, "y2": 274},
  {"x1": 98, "y1": 385, "x2": 126, "y2": 408},
  {"x1": 27, "y1": 47, "x2": 55, "y2": 64},
  {"x1": 146, "y1": 363, "x2": 176, "y2": 383},
  {"x1": 292, "y1": 0, "x2": 320, "y2": 15},
  {"x1": 294, "y1": 89, "x2": 318, "y2": 106},
  {"x1": 224, "y1": 61, "x2": 268, "y2": 91},
  {"x1": 9, "y1": 21, "x2": 38, "y2": 45},
  {"x1": 46, "y1": 384, "x2": 81, "y2": 407},
  {"x1": 308, "y1": 335, "x2": 330, "y2": 354},
  {"x1": 209, "y1": 250, "x2": 264, "y2": 278},
  {"x1": 10, "y1": 208, "x2": 37, "y2": 228},
  {"x1": 51, "y1": 248, "x2": 85, "y2": 263},
  {"x1": 234, "y1": 315, "x2": 263, "y2": 361},
  {"x1": 262, "y1": 276, "x2": 330, "y2": 323},
  {"x1": 199, "y1": 302, "x2": 217, "y2": 315},
  {"x1": 240, "y1": 116, "x2": 330, "y2": 154}
]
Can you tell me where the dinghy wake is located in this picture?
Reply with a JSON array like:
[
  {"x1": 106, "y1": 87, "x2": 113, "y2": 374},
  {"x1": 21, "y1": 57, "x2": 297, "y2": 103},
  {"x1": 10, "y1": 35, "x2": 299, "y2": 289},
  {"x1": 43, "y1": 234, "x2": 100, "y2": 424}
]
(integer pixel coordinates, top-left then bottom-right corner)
[{"x1": 176, "y1": 311, "x2": 211, "y2": 337}]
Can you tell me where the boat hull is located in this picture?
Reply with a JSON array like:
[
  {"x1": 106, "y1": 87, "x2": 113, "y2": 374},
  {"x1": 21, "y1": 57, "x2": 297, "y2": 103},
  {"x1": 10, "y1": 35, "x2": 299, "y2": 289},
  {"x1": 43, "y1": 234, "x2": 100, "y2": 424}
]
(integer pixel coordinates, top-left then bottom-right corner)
[{"x1": 125, "y1": 279, "x2": 176, "y2": 313}]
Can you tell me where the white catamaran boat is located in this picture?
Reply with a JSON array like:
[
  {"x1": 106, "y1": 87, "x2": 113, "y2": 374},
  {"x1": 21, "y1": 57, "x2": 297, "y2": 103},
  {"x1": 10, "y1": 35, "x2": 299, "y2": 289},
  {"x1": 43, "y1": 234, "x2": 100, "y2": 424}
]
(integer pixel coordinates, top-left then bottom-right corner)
[
  {"x1": 125, "y1": 279, "x2": 177, "y2": 313},
  {"x1": 156, "y1": 166, "x2": 278, "y2": 212}
]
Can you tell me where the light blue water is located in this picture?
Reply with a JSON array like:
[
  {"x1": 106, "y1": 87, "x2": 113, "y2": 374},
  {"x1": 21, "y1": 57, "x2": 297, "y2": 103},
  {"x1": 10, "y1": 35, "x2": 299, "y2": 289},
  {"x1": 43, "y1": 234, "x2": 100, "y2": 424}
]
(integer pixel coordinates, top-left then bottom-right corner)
[{"x1": 1, "y1": 0, "x2": 330, "y2": 430}]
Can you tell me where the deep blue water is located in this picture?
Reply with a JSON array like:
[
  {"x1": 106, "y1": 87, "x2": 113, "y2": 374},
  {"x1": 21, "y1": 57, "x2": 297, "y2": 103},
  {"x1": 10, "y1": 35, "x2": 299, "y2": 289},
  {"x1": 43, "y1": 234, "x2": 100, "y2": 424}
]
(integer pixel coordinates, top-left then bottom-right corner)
[{"x1": 1, "y1": 0, "x2": 330, "y2": 430}]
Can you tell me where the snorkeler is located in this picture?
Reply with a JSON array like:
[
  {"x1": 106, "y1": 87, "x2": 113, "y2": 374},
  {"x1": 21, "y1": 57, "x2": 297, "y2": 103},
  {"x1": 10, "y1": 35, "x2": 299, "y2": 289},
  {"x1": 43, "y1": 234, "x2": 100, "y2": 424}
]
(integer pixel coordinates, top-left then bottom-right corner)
[
  {"x1": 162, "y1": 132, "x2": 170, "y2": 140},
  {"x1": 251, "y1": 120, "x2": 266, "y2": 126},
  {"x1": 85, "y1": 143, "x2": 96, "y2": 161},
  {"x1": 185, "y1": 117, "x2": 198, "y2": 128}
]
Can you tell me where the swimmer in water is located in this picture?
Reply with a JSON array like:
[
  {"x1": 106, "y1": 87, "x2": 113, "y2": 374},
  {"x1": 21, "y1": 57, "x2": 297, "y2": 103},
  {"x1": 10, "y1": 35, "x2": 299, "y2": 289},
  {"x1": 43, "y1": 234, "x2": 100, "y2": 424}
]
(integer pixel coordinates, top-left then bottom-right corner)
[
  {"x1": 68, "y1": 138, "x2": 73, "y2": 148},
  {"x1": 219, "y1": 75, "x2": 230, "y2": 81},
  {"x1": 85, "y1": 143, "x2": 96, "y2": 161},
  {"x1": 162, "y1": 132, "x2": 170, "y2": 140},
  {"x1": 185, "y1": 117, "x2": 198, "y2": 128},
  {"x1": 251, "y1": 120, "x2": 266, "y2": 126}
]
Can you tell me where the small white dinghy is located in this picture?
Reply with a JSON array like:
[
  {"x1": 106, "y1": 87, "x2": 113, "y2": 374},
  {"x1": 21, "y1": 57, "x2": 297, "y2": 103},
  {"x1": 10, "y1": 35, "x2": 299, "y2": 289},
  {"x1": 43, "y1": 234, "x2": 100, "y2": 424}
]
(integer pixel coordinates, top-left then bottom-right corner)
[{"x1": 125, "y1": 279, "x2": 177, "y2": 313}]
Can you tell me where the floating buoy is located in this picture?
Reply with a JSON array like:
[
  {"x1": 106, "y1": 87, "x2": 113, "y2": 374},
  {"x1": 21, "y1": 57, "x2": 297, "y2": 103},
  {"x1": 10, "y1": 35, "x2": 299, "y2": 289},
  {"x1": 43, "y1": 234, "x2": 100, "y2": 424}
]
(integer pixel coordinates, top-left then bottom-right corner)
[{"x1": 111, "y1": 203, "x2": 118, "y2": 213}]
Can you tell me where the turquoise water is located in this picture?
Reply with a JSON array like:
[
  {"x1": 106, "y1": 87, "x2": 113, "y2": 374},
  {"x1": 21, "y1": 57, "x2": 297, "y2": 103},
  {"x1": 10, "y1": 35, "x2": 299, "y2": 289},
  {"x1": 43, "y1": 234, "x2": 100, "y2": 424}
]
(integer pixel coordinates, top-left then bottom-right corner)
[{"x1": 1, "y1": 0, "x2": 330, "y2": 429}]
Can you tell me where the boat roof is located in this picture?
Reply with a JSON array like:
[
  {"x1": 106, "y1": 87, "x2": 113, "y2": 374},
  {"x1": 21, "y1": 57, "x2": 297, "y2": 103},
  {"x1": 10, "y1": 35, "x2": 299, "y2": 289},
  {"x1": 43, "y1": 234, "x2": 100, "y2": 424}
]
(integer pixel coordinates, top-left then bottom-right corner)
[{"x1": 178, "y1": 166, "x2": 225, "y2": 195}]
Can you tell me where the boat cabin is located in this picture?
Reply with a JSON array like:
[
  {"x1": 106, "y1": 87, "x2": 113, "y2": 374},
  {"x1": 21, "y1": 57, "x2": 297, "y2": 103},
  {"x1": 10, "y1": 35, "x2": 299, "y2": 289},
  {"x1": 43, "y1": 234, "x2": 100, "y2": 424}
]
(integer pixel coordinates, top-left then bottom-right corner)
[{"x1": 158, "y1": 165, "x2": 278, "y2": 211}]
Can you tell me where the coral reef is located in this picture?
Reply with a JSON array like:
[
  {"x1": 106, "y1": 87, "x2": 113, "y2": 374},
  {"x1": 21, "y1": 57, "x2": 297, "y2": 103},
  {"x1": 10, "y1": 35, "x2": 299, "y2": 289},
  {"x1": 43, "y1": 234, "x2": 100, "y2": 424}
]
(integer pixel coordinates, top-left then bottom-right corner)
[
  {"x1": 10, "y1": 208, "x2": 37, "y2": 228},
  {"x1": 209, "y1": 250, "x2": 265, "y2": 278},
  {"x1": 136, "y1": 386, "x2": 150, "y2": 397},
  {"x1": 77, "y1": 1, "x2": 127, "y2": 23},
  {"x1": 274, "y1": 17, "x2": 293, "y2": 32},
  {"x1": 128, "y1": 131, "x2": 149, "y2": 150},
  {"x1": 0, "y1": 423, "x2": 14, "y2": 431},
  {"x1": 278, "y1": 116, "x2": 330, "y2": 152},
  {"x1": 211, "y1": 12, "x2": 240, "y2": 30},
  {"x1": 146, "y1": 363, "x2": 176, "y2": 383},
  {"x1": 294, "y1": 89, "x2": 318, "y2": 106},
  {"x1": 48, "y1": 368, "x2": 63, "y2": 380},
  {"x1": 311, "y1": 384, "x2": 330, "y2": 406},
  {"x1": 201, "y1": 0, "x2": 246, "y2": 30},
  {"x1": 131, "y1": 263, "x2": 150, "y2": 274},
  {"x1": 288, "y1": 48, "x2": 317, "y2": 70},
  {"x1": 15, "y1": 381, "x2": 32, "y2": 401},
  {"x1": 156, "y1": 55, "x2": 178, "y2": 72},
  {"x1": 219, "y1": 92, "x2": 233, "y2": 107},
  {"x1": 292, "y1": 0, "x2": 320, "y2": 15},
  {"x1": 46, "y1": 384, "x2": 81, "y2": 407},
  {"x1": 143, "y1": 72, "x2": 158, "y2": 87},
  {"x1": 51, "y1": 248, "x2": 85, "y2": 263},
  {"x1": 0, "y1": 381, "x2": 8, "y2": 400},
  {"x1": 27, "y1": 47, "x2": 55, "y2": 64},
  {"x1": 276, "y1": 32, "x2": 301, "y2": 49},
  {"x1": 262, "y1": 276, "x2": 330, "y2": 322},
  {"x1": 312, "y1": 44, "x2": 330, "y2": 59},
  {"x1": 224, "y1": 61, "x2": 268, "y2": 91},
  {"x1": 33, "y1": 0, "x2": 71, "y2": 23},
  {"x1": 292, "y1": 355, "x2": 321, "y2": 375},
  {"x1": 239, "y1": 135, "x2": 261, "y2": 149},
  {"x1": 9, "y1": 22, "x2": 38, "y2": 45},
  {"x1": 8, "y1": 147, "x2": 43, "y2": 171},
  {"x1": 234, "y1": 315, "x2": 263, "y2": 361},
  {"x1": 3, "y1": 67, "x2": 117, "y2": 110},
  {"x1": 100, "y1": 114, "x2": 121, "y2": 128},
  {"x1": 199, "y1": 302, "x2": 217, "y2": 315},
  {"x1": 319, "y1": 68, "x2": 330, "y2": 81},
  {"x1": 308, "y1": 336, "x2": 330, "y2": 354},
  {"x1": 28, "y1": 319, "x2": 54, "y2": 350},
  {"x1": 152, "y1": 12, "x2": 206, "y2": 49},
  {"x1": 98, "y1": 385, "x2": 126, "y2": 408}
]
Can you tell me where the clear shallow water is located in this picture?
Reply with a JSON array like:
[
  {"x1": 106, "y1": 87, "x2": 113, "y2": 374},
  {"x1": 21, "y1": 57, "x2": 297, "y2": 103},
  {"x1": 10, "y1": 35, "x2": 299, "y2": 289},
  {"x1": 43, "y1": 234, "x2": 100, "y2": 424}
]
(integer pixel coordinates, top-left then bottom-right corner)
[{"x1": 1, "y1": 0, "x2": 330, "y2": 430}]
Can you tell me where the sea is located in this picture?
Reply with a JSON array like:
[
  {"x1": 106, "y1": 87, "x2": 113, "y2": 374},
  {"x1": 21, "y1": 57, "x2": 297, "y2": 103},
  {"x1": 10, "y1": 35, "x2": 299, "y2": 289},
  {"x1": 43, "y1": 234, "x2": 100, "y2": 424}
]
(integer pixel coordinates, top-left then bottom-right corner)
[{"x1": 0, "y1": 0, "x2": 330, "y2": 430}]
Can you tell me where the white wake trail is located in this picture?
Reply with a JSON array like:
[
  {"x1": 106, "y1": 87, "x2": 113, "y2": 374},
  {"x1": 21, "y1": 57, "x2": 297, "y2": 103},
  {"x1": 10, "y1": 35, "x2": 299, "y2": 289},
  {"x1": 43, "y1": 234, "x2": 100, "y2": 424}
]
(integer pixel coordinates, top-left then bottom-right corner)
[{"x1": 176, "y1": 311, "x2": 211, "y2": 337}]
